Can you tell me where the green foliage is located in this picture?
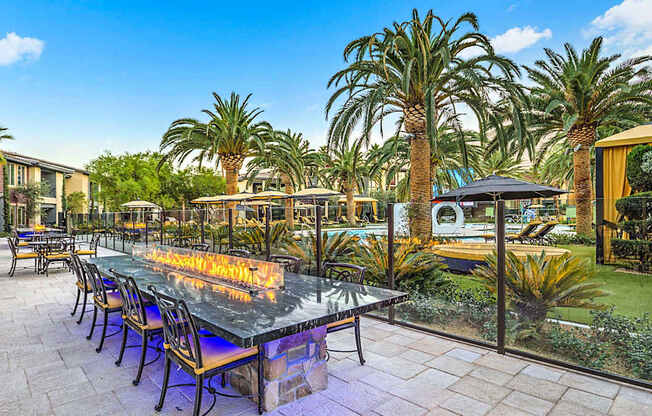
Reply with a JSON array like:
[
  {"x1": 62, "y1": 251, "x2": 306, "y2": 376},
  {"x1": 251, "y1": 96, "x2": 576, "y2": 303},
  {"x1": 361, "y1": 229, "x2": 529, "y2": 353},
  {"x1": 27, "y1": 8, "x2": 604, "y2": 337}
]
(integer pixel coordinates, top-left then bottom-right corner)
[
  {"x1": 610, "y1": 239, "x2": 652, "y2": 269},
  {"x1": 286, "y1": 231, "x2": 357, "y2": 272},
  {"x1": 65, "y1": 191, "x2": 86, "y2": 215},
  {"x1": 547, "y1": 233, "x2": 596, "y2": 246},
  {"x1": 626, "y1": 145, "x2": 652, "y2": 193},
  {"x1": 547, "y1": 323, "x2": 611, "y2": 369},
  {"x1": 614, "y1": 192, "x2": 652, "y2": 220},
  {"x1": 473, "y1": 251, "x2": 608, "y2": 322},
  {"x1": 10, "y1": 182, "x2": 48, "y2": 225},
  {"x1": 234, "y1": 223, "x2": 292, "y2": 253},
  {"x1": 2, "y1": 164, "x2": 9, "y2": 231},
  {"x1": 622, "y1": 219, "x2": 652, "y2": 240}
]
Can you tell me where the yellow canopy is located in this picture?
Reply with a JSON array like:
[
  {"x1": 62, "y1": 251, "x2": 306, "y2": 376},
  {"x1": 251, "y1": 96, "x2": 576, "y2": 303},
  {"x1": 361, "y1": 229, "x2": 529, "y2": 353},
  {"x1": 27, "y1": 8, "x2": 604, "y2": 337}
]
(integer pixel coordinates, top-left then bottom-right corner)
[
  {"x1": 249, "y1": 190, "x2": 290, "y2": 200},
  {"x1": 595, "y1": 125, "x2": 652, "y2": 148},
  {"x1": 191, "y1": 195, "x2": 228, "y2": 204},
  {"x1": 336, "y1": 196, "x2": 378, "y2": 204}
]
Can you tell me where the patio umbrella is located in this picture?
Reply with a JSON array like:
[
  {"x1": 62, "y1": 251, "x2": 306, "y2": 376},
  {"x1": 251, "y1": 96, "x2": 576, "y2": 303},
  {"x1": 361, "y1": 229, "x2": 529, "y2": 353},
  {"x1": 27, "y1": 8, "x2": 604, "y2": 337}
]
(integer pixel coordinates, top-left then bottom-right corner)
[
  {"x1": 248, "y1": 190, "x2": 290, "y2": 200},
  {"x1": 190, "y1": 195, "x2": 228, "y2": 204},
  {"x1": 434, "y1": 175, "x2": 566, "y2": 354},
  {"x1": 120, "y1": 200, "x2": 161, "y2": 210},
  {"x1": 291, "y1": 187, "x2": 343, "y2": 199}
]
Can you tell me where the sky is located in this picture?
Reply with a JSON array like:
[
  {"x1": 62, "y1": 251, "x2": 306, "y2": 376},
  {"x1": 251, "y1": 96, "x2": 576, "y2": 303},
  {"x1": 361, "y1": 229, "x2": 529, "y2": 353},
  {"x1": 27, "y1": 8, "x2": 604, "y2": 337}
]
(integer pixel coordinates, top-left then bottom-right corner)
[{"x1": 1, "y1": 0, "x2": 650, "y2": 169}]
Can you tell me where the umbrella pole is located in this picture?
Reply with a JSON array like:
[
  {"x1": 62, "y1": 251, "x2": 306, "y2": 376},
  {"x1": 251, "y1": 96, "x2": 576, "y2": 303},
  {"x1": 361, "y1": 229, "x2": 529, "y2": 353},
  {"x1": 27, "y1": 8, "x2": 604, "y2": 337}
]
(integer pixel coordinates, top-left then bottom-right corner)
[{"x1": 495, "y1": 199, "x2": 506, "y2": 355}]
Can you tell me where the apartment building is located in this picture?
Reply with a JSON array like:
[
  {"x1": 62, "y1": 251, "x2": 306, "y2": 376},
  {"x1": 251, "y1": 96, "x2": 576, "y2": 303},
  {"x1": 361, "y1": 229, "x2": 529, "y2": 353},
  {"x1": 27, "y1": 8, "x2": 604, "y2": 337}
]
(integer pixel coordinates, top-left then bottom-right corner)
[{"x1": 1, "y1": 151, "x2": 100, "y2": 228}]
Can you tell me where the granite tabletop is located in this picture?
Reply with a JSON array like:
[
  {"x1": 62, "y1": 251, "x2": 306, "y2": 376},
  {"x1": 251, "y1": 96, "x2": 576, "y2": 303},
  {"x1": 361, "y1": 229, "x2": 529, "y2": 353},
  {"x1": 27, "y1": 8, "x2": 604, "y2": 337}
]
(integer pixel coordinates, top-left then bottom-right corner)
[{"x1": 88, "y1": 255, "x2": 408, "y2": 348}]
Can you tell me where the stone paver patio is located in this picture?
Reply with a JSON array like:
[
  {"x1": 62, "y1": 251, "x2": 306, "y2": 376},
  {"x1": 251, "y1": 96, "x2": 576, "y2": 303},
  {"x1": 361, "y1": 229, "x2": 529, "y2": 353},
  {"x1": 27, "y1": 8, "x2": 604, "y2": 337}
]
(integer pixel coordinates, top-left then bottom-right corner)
[{"x1": 0, "y1": 243, "x2": 650, "y2": 416}]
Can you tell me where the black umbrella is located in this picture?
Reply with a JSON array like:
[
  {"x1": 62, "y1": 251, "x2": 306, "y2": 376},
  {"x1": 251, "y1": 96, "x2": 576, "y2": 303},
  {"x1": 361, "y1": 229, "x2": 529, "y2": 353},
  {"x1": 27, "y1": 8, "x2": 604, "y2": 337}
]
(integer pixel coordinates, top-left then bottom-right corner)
[
  {"x1": 434, "y1": 175, "x2": 567, "y2": 202},
  {"x1": 433, "y1": 175, "x2": 566, "y2": 355}
]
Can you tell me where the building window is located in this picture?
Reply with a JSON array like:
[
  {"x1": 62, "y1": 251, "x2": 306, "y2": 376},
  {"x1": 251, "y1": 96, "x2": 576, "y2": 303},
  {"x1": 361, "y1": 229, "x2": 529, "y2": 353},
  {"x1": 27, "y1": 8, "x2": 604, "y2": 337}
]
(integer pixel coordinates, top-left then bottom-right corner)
[
  {"x1": 17, "y1": 206, "x2": 26, "y2": 226},
  {"x1": 17, "y1": 165, "x2": 26, "y2": 185},
  {"x1": 8, "y1": 163, "x2": 15, "y2": 185}
]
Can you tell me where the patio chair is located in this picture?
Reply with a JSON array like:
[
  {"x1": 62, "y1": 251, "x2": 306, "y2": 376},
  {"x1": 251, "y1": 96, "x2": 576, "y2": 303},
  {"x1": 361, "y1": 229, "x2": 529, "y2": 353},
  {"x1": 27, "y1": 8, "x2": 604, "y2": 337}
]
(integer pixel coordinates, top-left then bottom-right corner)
[
  {"x1": 12, "y1": 230, "x2": 31, "y2": 252},
  {"x1": 75, "y1": 234, "x2": 100, "y2": 258},
  {"x1": 191, "y1": 243, "x2": 210, "y2": 252},
  {"x1": 41, "y1": 237, "x2": 71, "y2": 276},
  {"x1": 482, "y1": 220, "x2": 542, "y2": 242},
  {"x1": 372, "y1": 215, "x2": 383, "y2": 223},
  {"x1": 354, "y1": 215, "x2": 368, "y2": 225},
  {"x1": 322, "y1": 262, "x2": 366, "y2": 365},
  {"x1": 525, "y1": 221, "x2": 558, "y2": 245},
  {"x1": 112, "y1": 271, "x2": 163, "y2": 386},
  {"x1": 269, "y1": 254, "x2": 302, "y2": 273},
  {"x1": 81, "y1": 261, "x2": 123, "y2": 353},
  {"x1": 7, "y1": 238, "x2": 38, "y2": 277},
  {"x1": 225, "y1": 248, "x2": 252, "y2": 258},
  {"x1": 70, "y1": 252, "x2": 113, "y2": 324},
  {"x1": 339, "y1": 216, "x2": 348, "y2": 224},
  {"x1": 148, "y1": 287, "x2": 264, "y2": 416}
]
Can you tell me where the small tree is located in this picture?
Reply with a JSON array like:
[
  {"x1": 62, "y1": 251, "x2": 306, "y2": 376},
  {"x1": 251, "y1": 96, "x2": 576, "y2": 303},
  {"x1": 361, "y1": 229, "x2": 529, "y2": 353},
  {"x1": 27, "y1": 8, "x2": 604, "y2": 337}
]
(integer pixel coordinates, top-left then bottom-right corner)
[
  {"x1": 66, "y1": 192, "x2": 87, "y2": 215},
  {"x1": 10, "y1": 182, "x2": 47, "y2": 226}
]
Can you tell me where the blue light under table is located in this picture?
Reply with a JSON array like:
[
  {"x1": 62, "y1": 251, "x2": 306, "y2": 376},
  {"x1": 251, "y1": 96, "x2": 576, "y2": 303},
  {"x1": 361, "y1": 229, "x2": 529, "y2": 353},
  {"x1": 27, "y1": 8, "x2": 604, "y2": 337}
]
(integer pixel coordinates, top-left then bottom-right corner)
[{"x1": 87, "y1": 254, "x2": 407, "y2": 411}]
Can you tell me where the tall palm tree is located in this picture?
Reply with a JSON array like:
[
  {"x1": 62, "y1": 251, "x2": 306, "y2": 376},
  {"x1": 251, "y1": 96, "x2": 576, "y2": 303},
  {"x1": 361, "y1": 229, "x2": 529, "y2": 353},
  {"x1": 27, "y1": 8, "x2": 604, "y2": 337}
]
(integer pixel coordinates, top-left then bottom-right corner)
[
  {"x1": 160, "y1": 92, "x2": 271, "y2": 197},
  {"x1": 247, "y1": 129, "x2": 319, "y2": 227},
  {"x1": 326, "y1": 9, "x2": 522, "y2": 241},
  {"x1": 0, "y1": 126, "x2": 14, "y2": 165},
  {"x1": 322, "y1": 144, "x2": 366, "y2": 225},
  {"x1": 525, "y1": 37, "x2": 652, "y2": 235}
]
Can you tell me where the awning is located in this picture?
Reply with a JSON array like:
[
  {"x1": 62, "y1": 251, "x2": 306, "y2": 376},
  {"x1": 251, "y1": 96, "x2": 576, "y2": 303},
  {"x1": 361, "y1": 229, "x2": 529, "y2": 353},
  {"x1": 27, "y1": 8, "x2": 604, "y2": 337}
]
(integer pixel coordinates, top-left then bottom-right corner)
[{"x1": 595, "y1": 124, "x2": 652, "y2": 148}]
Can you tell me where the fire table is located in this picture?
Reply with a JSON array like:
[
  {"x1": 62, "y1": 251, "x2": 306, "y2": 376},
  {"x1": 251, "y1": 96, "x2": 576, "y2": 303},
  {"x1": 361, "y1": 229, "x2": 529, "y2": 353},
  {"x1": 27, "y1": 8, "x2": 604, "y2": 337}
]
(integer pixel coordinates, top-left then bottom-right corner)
[{"x1": 88, "y1": 246, "x2": 407, "y2": 411}]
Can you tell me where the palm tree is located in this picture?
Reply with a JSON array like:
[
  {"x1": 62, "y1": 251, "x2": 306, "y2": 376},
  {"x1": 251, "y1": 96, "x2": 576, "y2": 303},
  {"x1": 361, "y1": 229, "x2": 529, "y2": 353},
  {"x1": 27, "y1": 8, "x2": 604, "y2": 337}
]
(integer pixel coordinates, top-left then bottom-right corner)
[
  {"x1": 326, "y1": 9, "x2": 522, "y2": 240},
  {"x1": 321, "y1": 144, "x2": 366, "y2": 225},
  {"x1": 160, "y1": 92, "x2": 271, "y2": 197},
  {"x1": 0, "y1": 126, "x2": 14, "y2": 165},
  {"x1": 247, "y1": 129, "x2": 319, "y2": 228},
  {"x1": 525, "y1": 37, "x2": 652, "y2": 235}
]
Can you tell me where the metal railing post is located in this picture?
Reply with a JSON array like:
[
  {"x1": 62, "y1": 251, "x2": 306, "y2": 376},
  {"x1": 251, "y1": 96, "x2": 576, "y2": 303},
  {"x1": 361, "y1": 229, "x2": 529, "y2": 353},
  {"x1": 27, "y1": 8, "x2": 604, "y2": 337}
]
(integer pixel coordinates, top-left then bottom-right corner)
[
  {"x1": 316, "y1": 205, "x2": 322, "y2": 276},
  {"x1": 387, "y1": 203, "x2": 395, "y2": 324},
  {"x1": 228, "y1": 208, "x2": 233, "y2": 250},
  {"x1": 160, "y1": 210, "x2": 164, "y2": 245},
  {"x1": 265, "y1": 206, "x2": 271, "y2": 260},
  {"x1": 496, "y1": 199, "x2": 506, "y2": 354},
  {"x1": 145, "y1": 218, "x2": 149, "y2": 247},
  {"x1": 200, "y1": 209, "x2": 205, "y2": 244}
]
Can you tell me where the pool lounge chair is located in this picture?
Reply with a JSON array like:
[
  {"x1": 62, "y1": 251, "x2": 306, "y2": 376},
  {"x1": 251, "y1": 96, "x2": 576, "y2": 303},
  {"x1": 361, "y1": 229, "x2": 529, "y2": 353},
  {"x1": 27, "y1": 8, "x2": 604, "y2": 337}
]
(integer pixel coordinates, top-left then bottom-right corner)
[
  {"x1": 525, "y1": 221, "x2": 558, "y2": 245},
  {"x1": 482, "y1": 220, "x2": 542, "y2": 242}
]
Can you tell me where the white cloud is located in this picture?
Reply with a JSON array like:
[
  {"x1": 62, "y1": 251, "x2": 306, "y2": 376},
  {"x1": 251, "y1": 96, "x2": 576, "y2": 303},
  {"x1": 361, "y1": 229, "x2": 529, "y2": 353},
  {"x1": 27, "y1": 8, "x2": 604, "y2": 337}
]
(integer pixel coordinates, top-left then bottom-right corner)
[
  {"x1": 589, "y1": 0, "x2": 652, "y2": 57},
  {"x1": 492, "y1": 26, "x2": 552, "y2": 54},
  {"x1": 459, "y1": 26, "x2": 552, "y2": 58},
  {"x1": 0, "y1": 32, "x2": 44, "y2": 66}
]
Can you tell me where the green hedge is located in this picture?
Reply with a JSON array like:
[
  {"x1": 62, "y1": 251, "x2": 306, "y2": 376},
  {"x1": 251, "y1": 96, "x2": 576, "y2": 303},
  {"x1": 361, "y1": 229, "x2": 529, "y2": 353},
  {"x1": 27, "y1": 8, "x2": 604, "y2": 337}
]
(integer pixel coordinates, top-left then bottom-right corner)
[
  {"x1": 622, "y1": 219, "x2": 652, "y2": 240},
  {"x1": 626, "y1": 144, "x2": 652, "y2": 193},
  {"x1": 615, "y1": 191, "x2": 652, "y2": 220},
  {"x1": 611, "y1": 238, "x2": 652, "y2": 267}
]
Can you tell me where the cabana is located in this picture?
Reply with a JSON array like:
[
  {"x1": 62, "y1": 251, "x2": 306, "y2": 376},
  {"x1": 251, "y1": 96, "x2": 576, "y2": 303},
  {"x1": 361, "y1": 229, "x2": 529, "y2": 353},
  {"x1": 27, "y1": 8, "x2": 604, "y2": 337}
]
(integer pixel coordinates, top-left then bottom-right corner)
[
  {"x1": 336, "y1": 196, "x2": 379, "y2": 221},
  {"x1": 595, "y1": 124, "x2": 652, "y2": 264}
]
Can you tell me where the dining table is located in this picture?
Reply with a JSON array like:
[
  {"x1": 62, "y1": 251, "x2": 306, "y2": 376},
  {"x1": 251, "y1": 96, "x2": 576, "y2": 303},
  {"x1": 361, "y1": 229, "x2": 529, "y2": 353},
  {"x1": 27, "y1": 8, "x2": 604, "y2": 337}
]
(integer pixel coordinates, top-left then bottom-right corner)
[{"x1": 88, "y1": 253, "x2": 407, "y2": 412}]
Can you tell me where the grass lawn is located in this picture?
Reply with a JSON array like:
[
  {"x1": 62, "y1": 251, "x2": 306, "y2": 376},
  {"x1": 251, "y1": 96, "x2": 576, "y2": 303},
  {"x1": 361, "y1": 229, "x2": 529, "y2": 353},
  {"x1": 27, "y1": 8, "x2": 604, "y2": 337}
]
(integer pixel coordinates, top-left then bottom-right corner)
[{"x1": 446, "y1": 244, "x2": 652, "y2": 325}]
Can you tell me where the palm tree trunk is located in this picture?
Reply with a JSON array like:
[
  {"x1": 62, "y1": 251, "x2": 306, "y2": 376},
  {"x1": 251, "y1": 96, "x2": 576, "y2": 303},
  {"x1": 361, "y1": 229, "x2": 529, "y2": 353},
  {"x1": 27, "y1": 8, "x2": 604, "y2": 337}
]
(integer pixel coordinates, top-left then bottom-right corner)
[
  {"x1": 405, "y1": 104, "x2": 432, "y2": 242},
  {"x1": 282, "y1": 174, "x2": 295, "y2": 229},
  {"x1": 569, "y1": 125, "x2": 595, "y2": 236},
  {"x1": 345, "y1": 185, "x2": 356, "y2": 225},
  {"x1": 222, "y1": 156, "x2": 243, "y2": 210}
]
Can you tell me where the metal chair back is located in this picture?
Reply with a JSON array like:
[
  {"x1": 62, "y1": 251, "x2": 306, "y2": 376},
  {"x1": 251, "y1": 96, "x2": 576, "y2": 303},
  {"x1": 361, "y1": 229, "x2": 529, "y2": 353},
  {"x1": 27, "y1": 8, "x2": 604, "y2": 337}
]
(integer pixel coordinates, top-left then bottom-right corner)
[
  {"x1": 82, "y1": 261, "x2": 110, "y2": 306},
  {"x1": 7, "y1": 237, "x2": 18, "y2": 258},
  {"x1": 191, "y1": 243, "x2": 210, "y2": 252},
  {"x1": 269, "y1": 254, "x2": 302, "y2": 273},
  {"x1": 149, "y1": 286, "x2": 202, "y2": 369},
  {"x1": 226, "y1": 249, "x2": 251, "y2": 258},
  {"x1": 322, "y1": 262, "x2": 365, "y2": 284},
  {"x1": 112, "y1": 271, "x2": 148, "y2": 327},
  {"x1": 69, "y1": 252, "x2": 87, "y2": 289}
]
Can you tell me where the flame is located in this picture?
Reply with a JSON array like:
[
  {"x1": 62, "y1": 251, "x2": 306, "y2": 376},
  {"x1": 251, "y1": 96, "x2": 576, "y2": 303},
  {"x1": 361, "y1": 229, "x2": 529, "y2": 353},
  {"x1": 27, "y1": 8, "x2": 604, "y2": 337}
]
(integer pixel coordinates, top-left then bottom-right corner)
[{"x1": 140, "y1": 246, "x2": 283, "y2": 291}]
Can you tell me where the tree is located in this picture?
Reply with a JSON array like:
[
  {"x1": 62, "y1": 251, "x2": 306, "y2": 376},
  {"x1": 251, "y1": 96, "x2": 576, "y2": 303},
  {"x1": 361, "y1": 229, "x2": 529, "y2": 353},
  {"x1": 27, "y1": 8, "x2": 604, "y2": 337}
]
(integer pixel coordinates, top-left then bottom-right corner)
[
  {"x1": 247, "y1": 129, "x2": 319, "y2": 228},
  {"x1": 65, "y1": 192, "x2": 87, "y2": 215},
  {"x1": 160, "y1": 92, "x2": 271, "y2": 198},
  {"x1": 10, "y1": 182, "x2": 47, "y2": 226},
  {"x1": 525, "y1": 37, "x2": 652, "y2": 235},
  {"x1": 0, "y1": 125, "x2": 14, "y2": 165},
  {"x1": 321, "y1": 144, "x2": 366, "y2": 225},
  {"x1": 326, "y1": 9, "x2": 522, "y2": 241}
]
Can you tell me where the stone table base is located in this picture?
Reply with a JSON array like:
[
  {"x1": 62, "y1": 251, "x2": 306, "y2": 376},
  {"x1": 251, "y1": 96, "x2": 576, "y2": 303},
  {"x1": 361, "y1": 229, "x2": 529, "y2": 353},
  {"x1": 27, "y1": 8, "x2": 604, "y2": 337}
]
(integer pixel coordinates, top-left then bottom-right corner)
[{"x1": 230, "y1": 326, "x2": 328, "y2": 412}]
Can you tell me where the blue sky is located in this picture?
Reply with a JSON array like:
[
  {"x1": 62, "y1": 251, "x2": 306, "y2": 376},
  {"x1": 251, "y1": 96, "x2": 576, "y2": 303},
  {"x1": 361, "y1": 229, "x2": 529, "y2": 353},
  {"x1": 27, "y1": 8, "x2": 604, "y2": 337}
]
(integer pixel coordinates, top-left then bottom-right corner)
[{"x1": 1, "y1": 0, "x2": 649, "y2": 168}]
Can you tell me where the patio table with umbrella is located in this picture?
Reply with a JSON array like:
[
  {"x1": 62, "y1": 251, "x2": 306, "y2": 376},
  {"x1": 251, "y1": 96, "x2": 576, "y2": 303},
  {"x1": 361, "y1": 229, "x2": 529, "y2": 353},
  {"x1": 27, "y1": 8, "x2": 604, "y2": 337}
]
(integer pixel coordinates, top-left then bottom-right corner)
[
  {"x1": 434, "y1": 174, "x2": 567, "y2": 353},
  {"x1": 292, "y1": 187, "x2": 343, "y2": 223},
  {"x1": 120, "y1": 200, "x2": 161, "y2": 238}
]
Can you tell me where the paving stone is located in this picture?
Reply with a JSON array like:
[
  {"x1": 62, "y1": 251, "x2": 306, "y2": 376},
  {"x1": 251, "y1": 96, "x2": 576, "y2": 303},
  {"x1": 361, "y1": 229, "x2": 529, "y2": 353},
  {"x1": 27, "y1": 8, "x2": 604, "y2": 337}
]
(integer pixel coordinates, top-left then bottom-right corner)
[
  {"x1": 392, "y1": 380, "x2": 454, "y2": 409},
  {"x1": 365, "y1": 340, "x2": 409, "y2": 357},
  {"x1": 474, "y1": 353, "x2": 527, "y2": 375},
  {"x1": 617, "y1": 386, "x2": 652, "y2": 406},
  {"x1": 559, "y1": 372, "x2": 620, "y2": 398},
  {"x1": 52, "y1": 392, "x2": 125, "y2": 416},
  {"x1": 321, "y1": 380, "x2": 389, "y2": 414},
  {"x1": 407, "y1": 338, "x2": 456, "y2": 356},
  {"x1": 426, "y1": 355, "x2": 474, "y2": 377},
  {"x1": 366, "y1": 355, "x2": 428, "y2": 380},
  {"x1": 548, "y1": 400, "x2": 606, "y2": 416},
  {"x1": 47, "y1": 380, "x2": 97, "y2": 407},
  {"x1": 374, "y1": 396, "x2": 428, "y2": 416},
  {"x1": 502, "y1": 391, "x2": 554, "y2": 416},
  {"x1": 358, "y1": 369, "x2": 406, "y2": 392},
  {"x1": 9, "y1": 349, "x2": 63, "y2": 371},
  {"x1": 0, "y1": 393, "x2": 51, "y2": 416},
  {"x1": 329, "y1": 358, "x2": 377, "y2": 382},
  {"x1": 506, "y1": 373, "x2": 567, "y2": 401},
  {"x1": 486, "y1": 403, "x2": 532, "y2": 416},
  {"x1": 445, "y1": 348, "x2": 482, "y2": 363},
  {"x1": 426, "y1": 408, "x2": 457, "y2": 416},
  {"x1": 562, "y1": 388, "x2": 613, "y2": 413},
  {"x1": 362, "y1": 327, "x2": 395, "y2": 341},
  {"x1": 450, "y1": 376, "x2": 511, "y2": 405},
  {"x1": 411, "y1": 368, "x2": 460, "y2": 389},
  {"x1": 399, "y1": 348, "x2": 435, "y2": 364},
  {"x1": 441, "y1": 392, "x2": 492, "y2": 416},
  {"x1": 469, "y1": 366, "x2": 514, "y2": 386},
  {"x1": 386, "y1": 333, "x2": 424, "y2": 346},
  {"x1": 28, "y1": 366, "x2": 88, "y2": 394},
  {"x1": 520, "y1": 363, "x2": 564, "y2": 382},
  {"x1": 609, "y1": 395, "x2": 652, "y2": 416}
]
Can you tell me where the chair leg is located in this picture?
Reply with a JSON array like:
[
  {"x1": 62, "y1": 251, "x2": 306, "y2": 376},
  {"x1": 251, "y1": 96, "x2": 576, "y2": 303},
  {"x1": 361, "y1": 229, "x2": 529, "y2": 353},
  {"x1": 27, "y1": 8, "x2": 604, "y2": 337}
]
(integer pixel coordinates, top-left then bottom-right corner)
[
  {"x1": 77, "y1": 290, "x2": 88, "y2": 325},
  {"x1": 221, "y1": 373, "x2": 226, "y2": 388},
  {"x1": 115, "y1": 323, "x2": 128, "y2": 366},
  {"x1": 87, "y1": 305, "x2": 98, "y2": 340},
  {"x1": 96, "y1": 310, "x2": 108, "y2": 353},
  {"x1": 133, "y1": 331, "x2": 147, "y2": 385},
  {"x1": 8, "y1": 258, "x2": 16, "y2": 277},
  {"x1": 193, "y1": 374, "x2": 204, "y2": 416},
  {"x1": 155, "y1": 355, "x2": 171, "y2": 412},
  {"x1": 71, "y1": 288, "x2": 81, "y2": 316},
  {"x1": 354, "y1": 316, "x2": 365, "y2": 365},
  {"x1": 257, "y1": 348, "x2": 264, "y2": 415}
]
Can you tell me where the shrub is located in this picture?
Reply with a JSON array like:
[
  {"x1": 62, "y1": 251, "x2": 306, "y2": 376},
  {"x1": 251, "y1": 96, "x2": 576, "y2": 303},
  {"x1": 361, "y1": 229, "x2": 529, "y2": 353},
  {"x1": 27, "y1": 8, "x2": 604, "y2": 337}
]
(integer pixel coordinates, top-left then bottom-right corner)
[
  {"x1": 547, "y1": 323, "x2": 611, "y2": 369},
  {"x1": 610, "y1": 239, "x2": 652, "y2": 270},
  {"x1": 614, "y1": 192, "x2": 652, "y2": 220},
  {"x1": 626, "y1": 144, "x2": 652, "y2": 193},
  {"x1": 547, "y1": 233, "x2": 596, "y2": 246},
  {"x1": 621, "y1": 219, "x2": 652, "y2": 240}
]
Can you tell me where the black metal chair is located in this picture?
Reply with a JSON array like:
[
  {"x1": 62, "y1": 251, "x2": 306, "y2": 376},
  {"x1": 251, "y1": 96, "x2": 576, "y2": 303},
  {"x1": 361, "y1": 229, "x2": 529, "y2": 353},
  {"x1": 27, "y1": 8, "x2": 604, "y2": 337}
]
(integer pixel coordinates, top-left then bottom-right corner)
[
  {"x1": 112, "y1": 271, "x2": 163, "y2": 386},
  {"x1": 41, "y1": 237, "x2": 71, "y2": 276},
  {"x1": 225, "y1": 248, "x2": 251, "y2": 258},
  {"x1": 149, "y1": 287, "x2": 264, "y2": 416},
  {"x1": 7, "y1": 238, "x2": 38, "y2": 277},
  {"x1": 191, "y1": 243, "x2": 210, "y2": 252},
  {"x1": 268, "y1": 254, "x2": 302, "y2": 273},
  {"x1": 70, "y1": 252, "x2": 117, "y2": 324},
  {"x1": 322, "y1": 262, "x2": 366, "y2": 365},
  {"x1": 76, "y1": 233, "x2": 100, "y2": 258},
  {"x1": 12, "y1": 230, "x2": 31, "y2": 252},
  {"x1": 81, "y1": 261, "x2": 122, "y2": 353}
]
